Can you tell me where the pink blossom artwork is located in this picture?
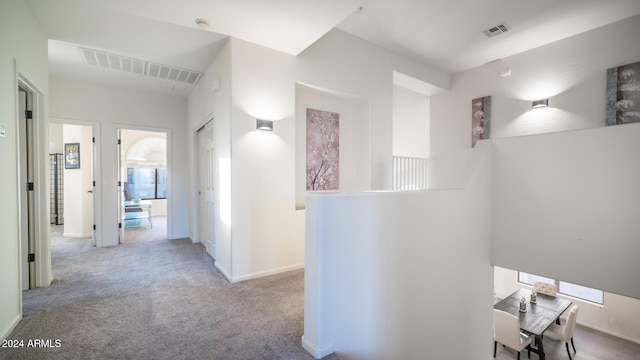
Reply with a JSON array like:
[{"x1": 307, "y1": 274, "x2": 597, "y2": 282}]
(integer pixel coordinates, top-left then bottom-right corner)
[{"x1": 306, "y1": 108, "x2": 339, "y2": 191}]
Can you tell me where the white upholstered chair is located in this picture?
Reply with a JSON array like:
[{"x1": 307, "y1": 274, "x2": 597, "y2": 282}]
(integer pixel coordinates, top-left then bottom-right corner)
[
  {"x1": 494, "y1": 309, "x2": 532, "y2": 360},
  {"x1": 545, "y1": 305, "x2": 580, "y2": 360},
  {"x1": 533, "y1": 281, "x2": 557, "y2": 297}
]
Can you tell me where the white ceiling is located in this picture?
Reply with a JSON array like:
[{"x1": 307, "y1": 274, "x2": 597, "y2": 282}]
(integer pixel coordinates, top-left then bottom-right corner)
[{"x1": 26, "y1": 0, "x2": 640, "y2": 97}]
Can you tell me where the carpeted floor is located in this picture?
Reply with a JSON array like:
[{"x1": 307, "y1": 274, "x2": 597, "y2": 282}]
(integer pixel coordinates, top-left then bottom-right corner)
[{"x1": 1, "y1": 218, "x2": 338, "y2": 360}]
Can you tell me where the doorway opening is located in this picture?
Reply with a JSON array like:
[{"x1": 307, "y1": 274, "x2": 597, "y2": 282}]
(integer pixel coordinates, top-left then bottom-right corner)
[
  {"x1": 48, "y1": 122, "x2": 96, "y2": 245},
  {"x1": 118, "y1": 129, "x2": 169, "y2": 244}
]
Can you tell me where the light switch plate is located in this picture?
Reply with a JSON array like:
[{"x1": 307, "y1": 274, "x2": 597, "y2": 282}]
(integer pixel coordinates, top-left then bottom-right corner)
[{"x1": 0, "y1": 123, "x2": 6, "y2": 138}]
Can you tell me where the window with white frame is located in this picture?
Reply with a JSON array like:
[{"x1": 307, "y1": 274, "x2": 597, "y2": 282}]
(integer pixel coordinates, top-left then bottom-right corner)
[{"x1": 518, "y1": 271, "x2": 604, "y2": 305}]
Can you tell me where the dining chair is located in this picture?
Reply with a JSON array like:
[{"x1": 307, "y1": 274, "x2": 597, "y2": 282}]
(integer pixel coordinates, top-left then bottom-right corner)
[
  {"x1": 494, "y1": 309, "x2": 532, "y2": 360},
  {"x1": 533, "y1": 281, "x2": 557, "y2": 297},
  {"x1": 545, "y1": 305, "x2": 579, "y2": 360}
]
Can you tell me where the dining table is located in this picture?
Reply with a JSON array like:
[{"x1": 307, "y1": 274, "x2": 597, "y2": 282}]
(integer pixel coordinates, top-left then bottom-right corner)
[{"x1": 494, "y1": 288, "x2": 572, "y2": 360}]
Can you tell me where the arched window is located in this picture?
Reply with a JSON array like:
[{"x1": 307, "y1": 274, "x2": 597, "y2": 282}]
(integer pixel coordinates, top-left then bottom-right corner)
[{"x1": 126, "y1": 137, "x2": 167, "y2": 200}]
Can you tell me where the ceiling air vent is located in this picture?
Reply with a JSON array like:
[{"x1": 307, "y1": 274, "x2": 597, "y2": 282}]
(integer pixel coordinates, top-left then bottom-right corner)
[
  {"x1": 147, "y1": 62, "x2": 202, "y2": 84},
  {"x1": 78, "y1": 46, "x2": 203, "y2": 85},
  {"x1": 80, "y1": 47, "x2": 146, "y2": 75},
  {"x1": 483, "y1": 23, "x2": 511, "y2": 38}
]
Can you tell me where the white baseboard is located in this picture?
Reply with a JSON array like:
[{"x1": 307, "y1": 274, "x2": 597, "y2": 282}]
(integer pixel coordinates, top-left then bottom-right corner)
[
  {"x1": 577, "y1": 320, "x2": 640, "y2": 345},
  {"x1": 1, "y1": 314, "x2": 22, "y2": 341},
  {"x1": 214, "y1": 261, "x2": 233, "y2": 282},
  {"x1": 301, "y1": 335, "x2": 333, "y2": 359},
  {"x1": 229, "y1": 263, "x2": 304, "y2": 283},
  {"x1": 62, "y1": 232, "x2": 91, "y2": 238}
]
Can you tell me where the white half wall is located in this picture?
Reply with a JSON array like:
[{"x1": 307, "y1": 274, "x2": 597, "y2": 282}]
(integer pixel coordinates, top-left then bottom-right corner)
[
  {"x1": 492, "y1": 123, "x2": 640, "y2": 300},
  {"x1": 304, "y1": 141, "x2": 493, "y2": 359}
]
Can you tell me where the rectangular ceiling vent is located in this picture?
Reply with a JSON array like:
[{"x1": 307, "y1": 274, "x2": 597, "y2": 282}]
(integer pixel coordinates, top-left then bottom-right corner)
[
  {"x1": 79, "y1": 47, "x2": 203, "y2": 85},
  {"x1": 483, "y1": 23, "x2": 511, "y2": 38},
  {"x1": 80, "y1": 47, "x2": 146, "y2": 75},
  {"x1": 147, "y1": 62, "x2": 202, "y2": 84}
]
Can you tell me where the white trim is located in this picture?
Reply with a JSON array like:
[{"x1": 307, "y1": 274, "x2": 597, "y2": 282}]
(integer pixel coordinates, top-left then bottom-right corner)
[
  {"x1": 115, "y1": 125, "x2": 173, "y2": 240},
  {"x1": 228, "y1": 263, "x2": 304, "y2": 283},
  {"x1": 16, "y1": 67, "x2": 52, "y2": 288},
  {"x1": 576, "y1": 321, "x2": 640, "y2": 345},
  {"x1": 214, "y1": 261, "x2": 232, "y2": 282},
  {"x1": 192, "y1": 114, "x2": 214, "y2": 246},
  {"x1": 0, "y1": 314, "x2": 22, "y2": 341},
  {"x1": 301, "y1": 335, "x2": 334, "y2": 359},
  {"x1": 62, "y1": 232, "x2": 93, "y2": 238},
  {"x1": 50, "y1": 117, "x2": 102, "y2": 247}
]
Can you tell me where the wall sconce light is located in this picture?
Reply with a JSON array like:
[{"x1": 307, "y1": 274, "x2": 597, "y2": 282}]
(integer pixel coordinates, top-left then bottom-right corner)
[
  {"x1": 256, "y1": 119, "x2": 273, "y2": 131},
  {"x1": 532, "y1": 99, "x2": 549, "y2": 109}
]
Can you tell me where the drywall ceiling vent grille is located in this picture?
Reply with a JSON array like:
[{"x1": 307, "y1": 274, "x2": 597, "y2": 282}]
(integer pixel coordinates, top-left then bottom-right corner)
[
  {"x1": 79, "y1": 47, "x2": 203, "y2": 85},
  {"x1": 483, "y1": 23, "x2": 511, "y2": 38},
  {"x1": 80, "y1": 47, "x2": 146, "y2": 75},
  {"x1": 147, "y1": 62, "x2": 202, "y2": 84}
]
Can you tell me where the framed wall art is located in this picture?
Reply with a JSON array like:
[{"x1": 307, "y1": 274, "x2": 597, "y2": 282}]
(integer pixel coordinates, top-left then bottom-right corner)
[
  {"x1": 606, "y1": 61, "x2": 640, "y2": 126},
  {"x1": 306, "y1": 108, "x2": 339, "y2": 191},
  {"x1": 472, "y1": 96, "x2": 491, "y2": 147},
  {"x1": 64, "y1": 142, "x2": 80, "y2": 169}
]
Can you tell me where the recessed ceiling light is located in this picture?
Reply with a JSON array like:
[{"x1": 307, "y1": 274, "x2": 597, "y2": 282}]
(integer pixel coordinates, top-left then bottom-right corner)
[{"x1": 195, "y1": 18, "x2": 211, "y2": 30}]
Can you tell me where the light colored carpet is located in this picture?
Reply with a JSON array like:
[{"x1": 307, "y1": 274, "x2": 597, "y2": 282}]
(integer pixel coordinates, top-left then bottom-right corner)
[{"x1": 1, "y1": 218, "x2": 338, "y2": 360}]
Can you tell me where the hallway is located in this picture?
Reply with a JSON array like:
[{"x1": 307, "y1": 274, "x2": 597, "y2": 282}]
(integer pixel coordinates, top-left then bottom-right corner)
[{"x1": 1, "y1": 220, "x2": 334, "y2": 359}]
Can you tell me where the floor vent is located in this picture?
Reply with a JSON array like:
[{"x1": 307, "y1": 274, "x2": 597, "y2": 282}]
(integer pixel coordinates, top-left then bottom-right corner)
[
  {"x1": 79, "y1": 47, "x2": 202, "y2": 85},
  {"x1": 483, "y1": 23, "x2": 511, "y2": 38}
]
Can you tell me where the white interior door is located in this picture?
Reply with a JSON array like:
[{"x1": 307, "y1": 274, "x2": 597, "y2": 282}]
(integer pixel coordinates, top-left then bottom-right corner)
[{"x1": 197, "y1": 120, "x2": 216, "y2": 258}]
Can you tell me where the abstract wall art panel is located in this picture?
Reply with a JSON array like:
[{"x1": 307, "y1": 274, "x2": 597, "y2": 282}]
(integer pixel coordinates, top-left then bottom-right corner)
[
  {"x1": 306, "y1": 108, "x2": 339, "y2": 191},
  {"x1": 606, "y1": 61, "x2": 640, "y2": 125},
  {"x1": 472, "y1": 96, "x2": 491, "y2": 147}
]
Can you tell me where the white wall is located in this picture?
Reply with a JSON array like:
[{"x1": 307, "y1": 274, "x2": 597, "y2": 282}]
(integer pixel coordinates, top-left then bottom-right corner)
[
  {"x1": 49, "y1": 77, "x2": 189, "y2": 245},
  {"x1": 491, "y1": 124, "x2": 640, "y2": 300},
  {"x1": 0, "y1": 0, "x2": 49, "y2": 340},
  {"x1": 62, "y1": 124, "x2": 93, "y2": 237},
  {"x1": 495, "y1": 266, "x2": 640, "y2": 344},
  {"x1": 187, "y1": 39, "x2": 232, "y2": 275},
  {"x1": 393, "y1": 85, "x2": 430, "y2": 158},
  {"x1": 427, "y1": 14, "x2": 640, "y2": 343},
  {"x1": 304, "y1": 141, "x2": 493, "y2": 359},
  {"x1": 228, "y1": 38, "x2": 304, "y2": 281},
  {"x1": 430, "y1": 14, "x2": 640, "y2": 189},
  {"x1": 186, "y1": 30, "x2": 450, "y2": 282},
  {"x1": 297, "y1": 29, "x2": 450, "y2": 190},
  {"x1": 295, "y1": 83, "x2": 370, "y2": 209},
  {"x1": 49, "y1": 123, "x2": 63, "y2": 153}
]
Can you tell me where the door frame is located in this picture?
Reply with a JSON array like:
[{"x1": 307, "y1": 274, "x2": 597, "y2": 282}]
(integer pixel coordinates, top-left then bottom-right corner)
[
  {"x1": 115, "y1": 124, "x2": 172, "y2": 242},
  {"x1": 193, "y1": 115, "x2": 216, "y2": 257},
  {"x1": 49, "y1": 117, "x2": 102, "y2": 247},
  {"x1": 16, "y1": 68, "x2": 52, "y2": 289}
]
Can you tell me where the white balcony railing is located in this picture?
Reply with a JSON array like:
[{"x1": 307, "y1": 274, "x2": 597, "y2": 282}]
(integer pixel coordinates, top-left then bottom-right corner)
[{"x1": 392, "y1": 156, "x2": 428, "y2": 191}]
